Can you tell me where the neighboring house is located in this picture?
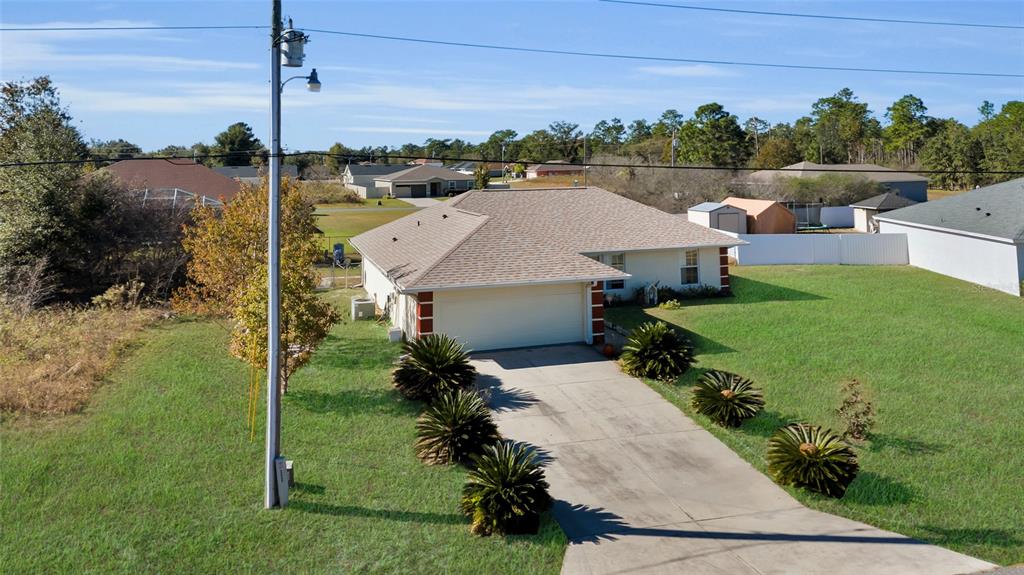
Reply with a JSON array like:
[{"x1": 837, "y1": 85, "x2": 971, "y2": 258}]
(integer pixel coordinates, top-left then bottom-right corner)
[
  {"x1": 104, "y1": 159, "x2": 241, "y2": 206},
  {"x1": 213, "y1": 164, "x2": 298, "y2": 185},
  {"x1": 449, "y1": 161, "x2": 505, "y2": 177},
  {"x1": 408, "y1": 158, "x2": 444, "y2": 167},
  {"x1": 748, "y1": 161, "x2": 930, "y2": 203},
  {"x1": 876, "y1": 178, "x2": 1024, "y2": 296},
  {"x1": 341, "y1": 164, "x2": 410, "y2": 196},
  {"x1": 525, "y1": 161, "x2": 586, "y2": 179},
  {"x1": 721, "y1": 197, "x2": 797, "y2": 234},
  {"x1": 351, "y1": 187, "x2": 743, "y2": 351},
  {"x1": 851, "y1": 192, "x2": 917, "y2": 233},
  {"x1": 372, "y1": 165, "x2": 475, "y2": 199},
  {"x1": 687, "y1": 202, "x2": 747, "y2": 234}
]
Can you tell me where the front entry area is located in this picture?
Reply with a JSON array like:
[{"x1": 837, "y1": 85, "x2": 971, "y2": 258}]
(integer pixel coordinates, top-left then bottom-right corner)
[
  {"x1": 432, "y1": 283, "x2": 586, "y2": 351},
  {"x1": 429, "y1": 181, "x2": 440, "y2": 197}
]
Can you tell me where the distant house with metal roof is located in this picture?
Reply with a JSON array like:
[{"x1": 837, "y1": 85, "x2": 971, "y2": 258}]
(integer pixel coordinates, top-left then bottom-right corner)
[
  {"x1": 748, "y1": 161, "x2": 929, "y2": 203},
  {"x1": 850, "y1": 192, "x2": 918, "y2": 233},
  {"x1": 875, "y1": 178, "x2": 1024, "y2": 296},
  {"x1": 686, "y1": 202, "x2": 747, "y2": 233},
  {"x1": 371, "y1": 164, "x2": 474, "y2": 199},
  {"x1": 341, "y1": 164, "x2": 410, "y2": 193}
]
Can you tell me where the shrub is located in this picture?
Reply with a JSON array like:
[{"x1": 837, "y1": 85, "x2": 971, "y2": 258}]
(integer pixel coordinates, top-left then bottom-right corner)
[
  {"x1": 620, "y1": 321, "x2": 695, "y2": 382},
  {"x1": 767, "y1": 424, "x2": 859, "y2": 498},
  {"x1": 691, "y1": 370, "x2": 765, "y2": 427},
  {"x1": 657, "y1": 284, "x2": 722, "y2": 302},
  {"x1": 460, "y1": 441, "x2": 553, "y2": 536},
  {"x1": 836, "y1": 379, "x2": 875, "y2": 441},
  {"x1": 297, "y1": 180, "x2": 361, "y2": 204},
  {"x1": 415, "y1": 389, "x2": 500, "y2": 465},
  {"x1": 658, "y1": 299, "x2": 683, "y2": 310},
  {"x1": 393, "y1": 333, "x2": 477, "y2": 402}
]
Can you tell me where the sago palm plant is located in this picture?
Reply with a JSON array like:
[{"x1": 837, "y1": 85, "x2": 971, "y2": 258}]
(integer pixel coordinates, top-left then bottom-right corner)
[
  {"x1": 415, "y1": 389, "x2": 500, "y2": 465},
  {"x1": 393, "y1": 333, "x2": 477, "y2": 402},
  {"x1": 460, "y1": 441, "x2": 553, "y2": 536},
  {"x1": 619, "y1": 321, "x2": 695, "y2": 382},
  {"x1": 767, "y1": 423, "x2": 859, "y2": 498},
  {"x1": 691, "y1": 370, "x2": 765, "y2": 427}
]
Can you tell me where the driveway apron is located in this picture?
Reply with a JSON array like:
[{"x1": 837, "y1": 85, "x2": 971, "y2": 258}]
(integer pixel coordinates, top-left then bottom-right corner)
[{"x1": 472, "y1": 345, "x2": 995, "y2": 575}]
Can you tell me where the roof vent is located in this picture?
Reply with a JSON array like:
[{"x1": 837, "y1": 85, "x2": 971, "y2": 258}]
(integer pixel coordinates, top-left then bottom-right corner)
[
  {"x1": 392, "y1": 237, "x2": 398, "y2": 242},
  {"x1": 442, "y1": 214, "x2": 448, "y2": 219},
  {"x1": 417, "y1": 220, "x2": 420, "y2": 226},
  {"x1": 985, "y1": 212, "x2": 991, "y2": 217},
  {"x1": 976, "y1": 207, "x2": 981, "y2": 211}
]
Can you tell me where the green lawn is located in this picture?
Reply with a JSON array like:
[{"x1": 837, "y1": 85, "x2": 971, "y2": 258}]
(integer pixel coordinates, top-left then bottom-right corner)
[
  {"x1": 606, "y1": 265, "x2": 1024, "y2": 565},
  {"x1": 318, "y1": 197, "x2": 412, "y2": 209},
  {"x1": 314, "y1": 207, "x2": 417, "y2": 257},
  {"x1": 0, "y1": 290, "x2": 565, "y2": 573}
]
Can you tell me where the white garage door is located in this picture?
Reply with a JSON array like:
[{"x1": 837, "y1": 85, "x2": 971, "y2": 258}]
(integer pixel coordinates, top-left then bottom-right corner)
[{"x1": 433, "y1": 283, "x2": 586, "y2": 351}]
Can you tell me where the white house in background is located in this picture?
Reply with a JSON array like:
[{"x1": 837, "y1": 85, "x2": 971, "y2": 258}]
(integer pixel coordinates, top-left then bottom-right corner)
[
  {"x1": 876, "y1": 178, "x2": 1024, "y2": 296},
  {"x1": 370, "y1": 165, "x2": 474, "y2": 199},
  {"x1": 850, "y1": 192, "x2": 918, "y2": 233},
  {"x1": 341, "y1": 164, "x2": 409, "y2": 194},
  {"x1": 687, "y1": 202, "x2": 747, "y2": 233},
  {"x1": 351, "y1": 187, "x2": 743, "y2": 351}
]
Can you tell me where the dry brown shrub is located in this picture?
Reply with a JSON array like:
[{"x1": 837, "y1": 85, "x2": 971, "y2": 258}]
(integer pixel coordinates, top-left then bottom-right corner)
[
  {"x1": 0, "y1": 305, "x2": 162, "y2": 416},
  {"x1": 296, "y1": 180, "x2": 361, "y2": 205}
]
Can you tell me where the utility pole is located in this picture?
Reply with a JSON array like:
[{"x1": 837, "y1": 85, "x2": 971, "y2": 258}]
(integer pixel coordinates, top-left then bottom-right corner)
[
  {"x1": 266, "y1": 0, "x2": 283, "y2": 510},
  {"x1": 583, "y1": 136, "x2": 588, "y2": 187}
]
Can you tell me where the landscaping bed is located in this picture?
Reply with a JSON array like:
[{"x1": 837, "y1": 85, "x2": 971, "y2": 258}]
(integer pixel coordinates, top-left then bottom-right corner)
[
  {"x1": 0, "y1": 289, "x2": 565, "y2": 573},
  {"x1": 606, "y1": 265, "x2": 1024, "y2": 565}
]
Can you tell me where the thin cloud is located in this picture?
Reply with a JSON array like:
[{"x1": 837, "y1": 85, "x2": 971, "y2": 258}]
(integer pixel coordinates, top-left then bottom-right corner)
[{"x1": 636, "y1": 64, "x2": 736, "y2": 78}]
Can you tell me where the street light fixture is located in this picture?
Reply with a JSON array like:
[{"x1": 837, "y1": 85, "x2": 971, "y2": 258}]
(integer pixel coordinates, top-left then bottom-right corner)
[{"x1": 265, "y1": 0, "x2": 320, "y2": 510}]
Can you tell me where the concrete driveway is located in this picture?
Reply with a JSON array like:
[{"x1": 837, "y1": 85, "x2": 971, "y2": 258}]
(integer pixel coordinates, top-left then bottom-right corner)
[
  {"x1": 471, "y1": 345, "x2": 995, "y2": 575},
  {"x1": 401, "y1": 197, "x2": 443, "y2": 207}
]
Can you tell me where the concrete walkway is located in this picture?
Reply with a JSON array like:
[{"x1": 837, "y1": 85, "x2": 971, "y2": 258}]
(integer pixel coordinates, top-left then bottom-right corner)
[
  {"x1": 401, "y1": 197, "x2": 443, "y2": 207},
  {"x1": 472, "y1": 345, "x2": 995, "y2": 575}
]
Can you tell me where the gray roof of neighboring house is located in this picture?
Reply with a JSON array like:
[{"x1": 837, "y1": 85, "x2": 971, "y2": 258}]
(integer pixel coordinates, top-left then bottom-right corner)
[
  {"x1": 214, "y1": 165, "x2": 297, "y2": 179},
  {"x1": 748, "y1": 161, "x2": 928, "y2": 184},
  {"x1": 345, "y1": 164, "x2": 410, "y2": 176},
  {"x1": 874, "y1": 178, "x2": 1024, "y2": 242},
  {"x1": 850, "y1": 192, "x2": 918, "y2": 211},
  {"x1": 350, "y1": 187, "x2": 744, "y2": 291},
  {"x1": 373, "y1": 164, "x2": 475, "y2": 183},
  {"x1": 526, "y1": 162, "x2": 586, "y2": 172}
]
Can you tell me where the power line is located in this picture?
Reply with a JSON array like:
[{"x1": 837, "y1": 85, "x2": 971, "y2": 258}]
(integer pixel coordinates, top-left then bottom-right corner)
[
  {"x1": 600, "y1": 0, "x2": 1024, "y2": 30},
  {"x1": 301, "y1": 28, "x2": 1023, "y2": 78},
  {"x1": 3, "y1": 152, "x2": 1022, "y2": 177},
  {"x1": 0, "y1": 25, "x2": 266, "y2": 32}
]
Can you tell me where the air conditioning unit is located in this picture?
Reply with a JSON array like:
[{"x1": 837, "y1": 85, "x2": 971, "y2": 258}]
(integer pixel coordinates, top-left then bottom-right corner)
[{"x1": 351, "y1": 297, "x2": 375, "y2": 320}]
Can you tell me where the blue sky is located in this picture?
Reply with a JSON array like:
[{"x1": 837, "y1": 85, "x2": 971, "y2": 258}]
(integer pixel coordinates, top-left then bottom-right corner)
[{"x1": 2, "y1": 0, "x2": 1022, "y2": 152}]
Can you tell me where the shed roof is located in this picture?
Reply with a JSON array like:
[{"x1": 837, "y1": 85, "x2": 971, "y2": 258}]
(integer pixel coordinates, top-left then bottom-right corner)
[
  {"x1": 874, "y1": 178, "x2": 1024, "y2": 242},
  {"x1": 850, "y1": 192, "x2": 918, "y2": 211},
  {"x1": 721, "y1": 197, "x2": 789, "y2": 216},
  {"x1": 351, "y1": 187, "x2": 743, "y2": 291}
]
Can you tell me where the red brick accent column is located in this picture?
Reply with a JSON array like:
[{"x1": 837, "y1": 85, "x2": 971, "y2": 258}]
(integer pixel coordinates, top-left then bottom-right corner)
[
  {"x1": 719, "y1": 247, "x2": 731, "y2": 295},
  {"x1": 590, "y1": 283, "x2": 605, "y2": 345},
  {"x1": 416, "y1": 291, "x2": 433, "y2": 338}
]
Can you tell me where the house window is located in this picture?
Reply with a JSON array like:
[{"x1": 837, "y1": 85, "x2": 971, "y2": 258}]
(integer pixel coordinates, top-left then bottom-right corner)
[
  {"x1": 605, "y1": 252, "x2": 625, "y2": 290},
  {"x1": 681, "y1": 249, "x2": 699, "y2": 285},
  {"x1": 447, "y1": 180, "x2": 456, "y2": 190}
]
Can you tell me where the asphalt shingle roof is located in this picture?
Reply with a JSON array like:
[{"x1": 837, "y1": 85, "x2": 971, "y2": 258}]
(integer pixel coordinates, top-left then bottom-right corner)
[
  {"x1": 850, "y1": 192, "x2": 918, "y2": 210},
  {"x1": 105, "y1": 159, "x2": 241, "y2": 202},
  {"x1": 345, "y1": 164, "x2": 410, "y2": 176},
  {"x1": 351, "y1": 187, "x2": 743, "y2": 291},
  {"x1": 749, "y1": 161, "x2": 928, "y2": 184},
  {"x1": 373, "y1": 164, "x2": 474, "y2": 183},
  {"x1": 874, "y1": 177, "x2": 1024, "y2": 242}
]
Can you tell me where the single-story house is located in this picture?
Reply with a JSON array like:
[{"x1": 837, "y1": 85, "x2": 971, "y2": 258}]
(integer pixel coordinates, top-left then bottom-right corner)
[
  {"x1": 721, "y1": 197, "x2": 796, "y2": 234},
  {"x1": 525, "y1": 161, "x2": 586, "y2": 179},
  {"x1": 449, "y1": 161, "x2": 505, "y2": 177},
  {"x1": 351, "y1": 187, "x2": 743, "y2": 351},
  {"x1": 341, "y1": 164, "x2": 410, "y2": 195},
  {"x1": 747, "y1": 161, "x2": 929, "y2": 203},
  {"x1": 687, "y1": 202, "x2": 747, "y2": 234},
  {"x1": 372, "y1": 165, "x2": 475, "y2": 199},
  {"x1": 851, "y1": 192, "x2": 917, "y2": 233},
  {"x1": 408, "y1": 158, "x2": 444, "y2": 167},
  {"x1": 104, "y1": 159, "x2": 241, "y2": 207},
  {"x1": 213, "y1": 164, "x2": 298, "y2": 185},
  {"x1": 876, "y1": 178, "x2": 1024, "y2": 296}
]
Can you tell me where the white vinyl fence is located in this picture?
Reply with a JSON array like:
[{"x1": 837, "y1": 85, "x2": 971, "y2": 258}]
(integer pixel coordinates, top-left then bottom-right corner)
[
  {"x1": 820, "y1": 206, "x2": 854, "y2": 228},
  {"x1": 725, "y1": 232, "x2": 908, "y2": 265}
]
